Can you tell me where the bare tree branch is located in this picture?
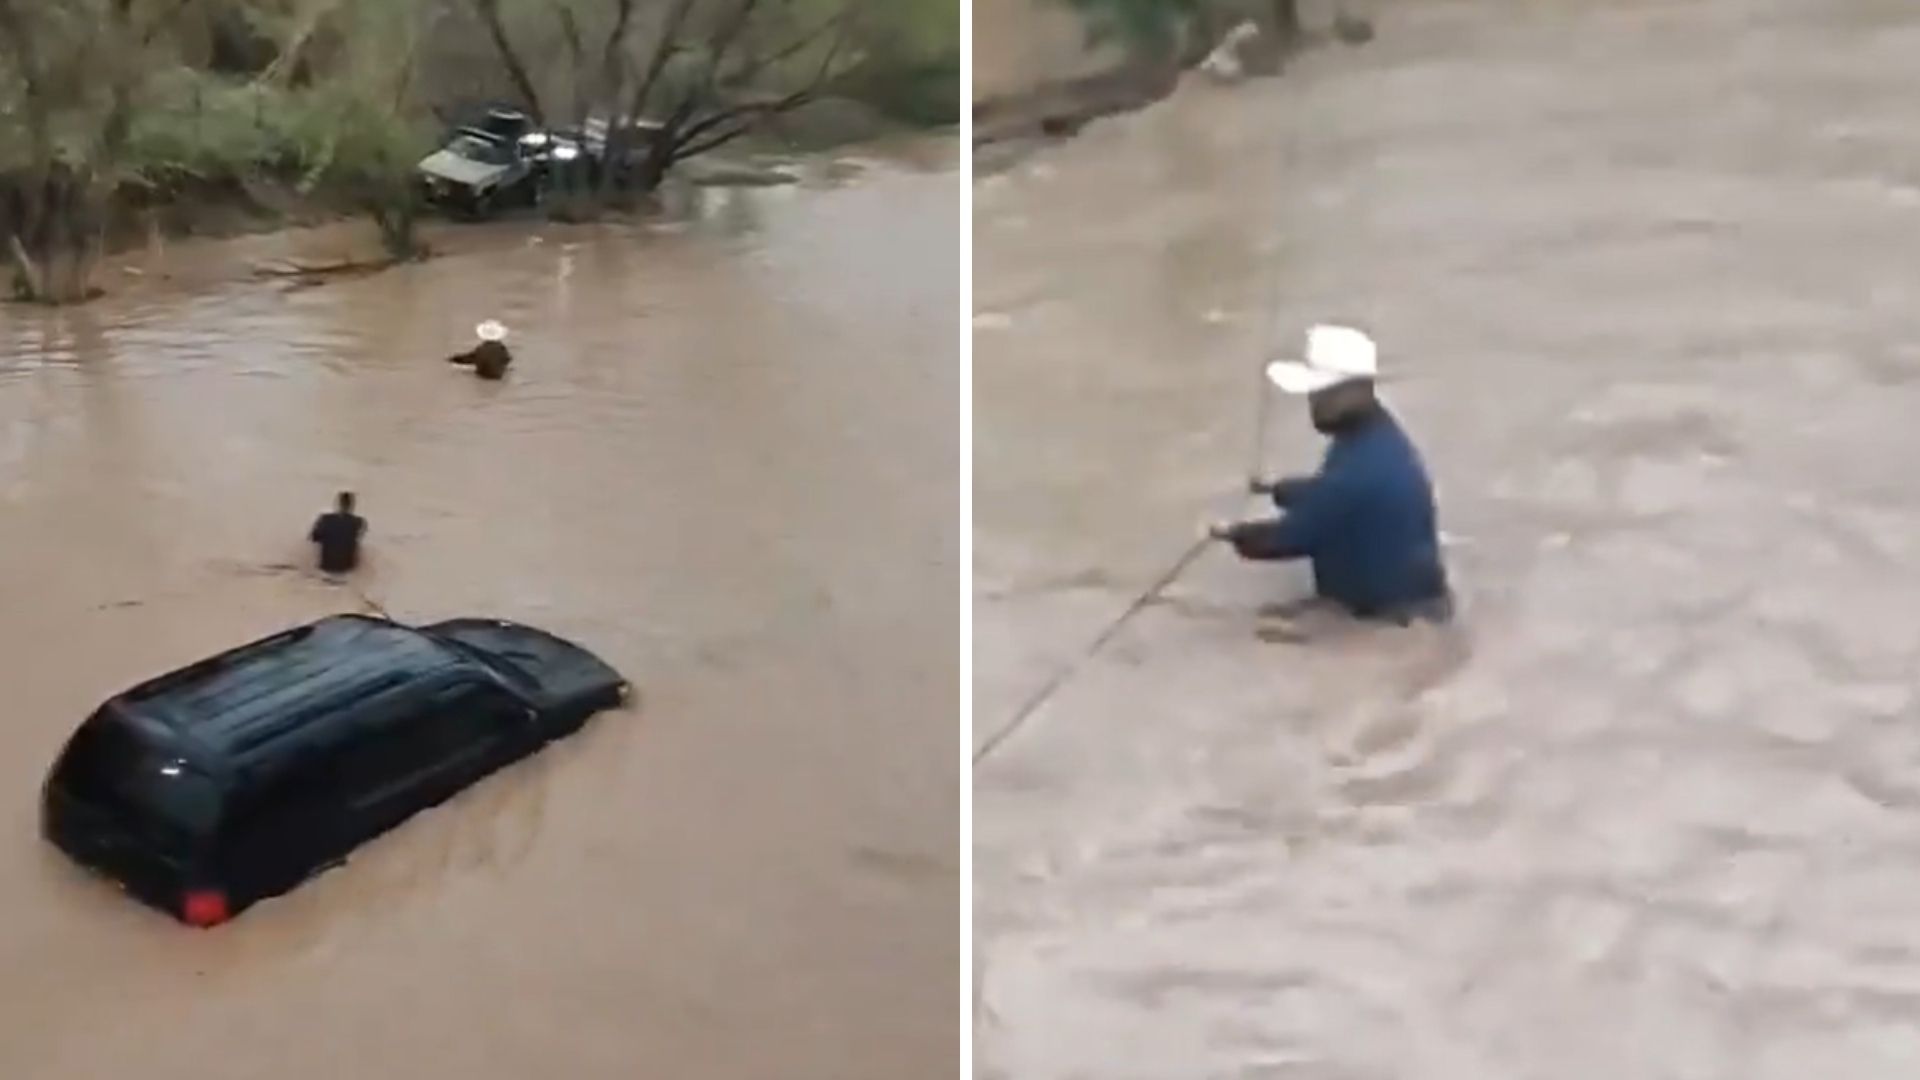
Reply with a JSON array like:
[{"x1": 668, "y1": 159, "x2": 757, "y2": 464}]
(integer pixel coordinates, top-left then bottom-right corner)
[
  {"x1": 608, "y1": 0, "x2": 700, "y2": 196},
  {"x1": 140, "y1": 0, "x2": 200, "y2": 46},
  {"x1": 595, "y1": 0, "x2": 637, "y2": 110},
  {"x1": 658, "y1": 1, "x2": 856, "y2": 169},
  {"x1": 471, "y1": 0, "x2": 545, "y2": 122},
  {"x1": 696, "y1": 0, "x2": 765, "y2": 101},
  {"x1": 672, "y1": 121, "x2": 753, "y2": 161},
  {"x1": 670, "y1": 86, "x2": 800, "y2": 154},
  {"x1": 719, "y1": 4, "x2": 853, "y2": 92},
  {"x1": 258, "y1": 0, "x2": 348, "y2": 86},
  {"x1": 558, "y1": 5, "x2": 586, "y2": 69},
  {"x1": 100, "y1": 0, "x2": 139, "y2": 168},
  {"x1": 671, "y1": 99, "x2": 792, "y2": 161},
  {"x1": 624, "y1": 0, "x2": 697, "y2": 123},
  {"x1": 389, "y1": 22, "x2": 419, "y2": 109},
  {"x1": 670, "y1": 24, "x2": 850, "y2": 164},
  {"x1": 557, "y1": 3, "x2": 586, "y2": 121}
]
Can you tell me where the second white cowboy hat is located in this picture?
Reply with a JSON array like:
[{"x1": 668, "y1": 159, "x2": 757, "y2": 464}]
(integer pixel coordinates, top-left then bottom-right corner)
[
  {"x1": 475, "y1": 319, "x2": 509, "y2": 342},
  {"x1": 1266, "y1": 324, "x2": 1378, "y2": 395}
]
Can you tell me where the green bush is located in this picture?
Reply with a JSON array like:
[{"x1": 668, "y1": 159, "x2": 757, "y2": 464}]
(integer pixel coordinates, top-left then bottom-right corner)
[
  {"x1": 121, "y1": 71, "x2": 312, "y2": 187},
  {"x1": 1056, "y1": 0, "x2": 1204, "y2": 52},
  {"x1": 116, "y1": 68, "x2": 430, "y2": 208},
  {"x1": 836, "y1": 0, "x2": 961, "y2": 126}
]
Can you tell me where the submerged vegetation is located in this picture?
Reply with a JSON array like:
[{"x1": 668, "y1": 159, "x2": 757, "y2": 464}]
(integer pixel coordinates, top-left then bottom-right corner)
[{"x1": 0, "y1": 0, "x2": 958, "y2": 304}]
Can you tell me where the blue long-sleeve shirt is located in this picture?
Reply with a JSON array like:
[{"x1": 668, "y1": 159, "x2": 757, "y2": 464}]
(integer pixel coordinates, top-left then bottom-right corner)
[{"x1": 1227, "y1": 407, "x2": 1447, "y2": 618}]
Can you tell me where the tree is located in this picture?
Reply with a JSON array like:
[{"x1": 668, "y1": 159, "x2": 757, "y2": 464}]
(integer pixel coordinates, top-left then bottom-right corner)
[
  {"x1": 0, "y1": 0, "x2": 436, "y2": 297},
  {"x1": 467, "y1": 0, "x2": 864, "y2": 204},
  {"x1": 0, "y1": 0, "x2": 204, "y2": 302},
  {"x1": 285, "y1": 0, "x2": 432, "y2": 260},
  {"x1": 298, "y1": 92, "x2": 432, "y2": 261}
]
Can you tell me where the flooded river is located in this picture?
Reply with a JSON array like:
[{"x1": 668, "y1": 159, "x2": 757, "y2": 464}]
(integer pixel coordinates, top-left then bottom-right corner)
[
  {"x1": 0, "y1": 144, "x2": 956, "y2": 1079},
  {"x1": 975, "y1": 1, "x2": 1920, "y2": 1076}
]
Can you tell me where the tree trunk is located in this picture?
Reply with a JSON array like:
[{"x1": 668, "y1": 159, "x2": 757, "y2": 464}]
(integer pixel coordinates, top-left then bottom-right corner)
[
  {"x1": 636, "y1": 136, "x2": 675, "y2": 195},
  {"x1": 471, "y1": 0, "x2": 545, "y2": 122},
  {"x1": 369, "y1": 198, "x2": 423, "y2": 262},
  {"x1": 1271, "y1": 0, "x2": 1302, "y2": 39},
  {"x1": 7, "y1": 164, "x2": 103, "y2": 304}
]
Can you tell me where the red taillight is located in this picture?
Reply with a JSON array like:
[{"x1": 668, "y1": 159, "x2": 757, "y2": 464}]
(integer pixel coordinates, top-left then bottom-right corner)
[{"x1": 181, "y1": 889, "x2": 229, "y2": 928}]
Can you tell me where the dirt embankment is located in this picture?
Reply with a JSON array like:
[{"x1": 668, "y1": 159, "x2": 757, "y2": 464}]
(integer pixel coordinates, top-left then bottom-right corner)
[
  {"x1": 4, "y1": 119, "x2": 935, "y2": 303},
  {"x1": 970, "y1": 0, "x2": 1168, "y2": 169},
  {"x1": 971, "y1": 0, "x2": 1374, "y2": 172}
]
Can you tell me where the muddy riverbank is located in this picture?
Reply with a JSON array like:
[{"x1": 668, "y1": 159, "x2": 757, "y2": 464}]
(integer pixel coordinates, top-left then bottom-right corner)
[
  {"x1": 975, "y1": 1, "x2": 1920, "y2": 1076},
  {"x1": 1, "y1": 139, "x2": 957, "y2": 1080},
  {"x1": 970, "y1": 0, "x2": 1367, "y2": 174},
  {"x1": 6, "y1": 128, "x2": 940, "y2": 302}
]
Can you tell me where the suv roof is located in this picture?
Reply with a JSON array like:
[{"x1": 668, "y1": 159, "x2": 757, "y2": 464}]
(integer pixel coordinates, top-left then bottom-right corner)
[{"x1": 114, "y1": 616, "x2": 467, "y2": 765}]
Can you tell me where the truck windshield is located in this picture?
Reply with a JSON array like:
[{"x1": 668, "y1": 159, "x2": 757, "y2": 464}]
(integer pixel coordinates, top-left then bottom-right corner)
[
  {"x1": 448, "y1": 134, "x2": 511, "y2": 165},
  {"x1": 56, "y1": 717, "x2": 221, "y2": 851}
]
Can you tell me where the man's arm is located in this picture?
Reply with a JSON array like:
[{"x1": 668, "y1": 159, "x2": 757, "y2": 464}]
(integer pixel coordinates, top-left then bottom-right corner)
[
  {"x1": 308, "y1": 516, "x2": 325, "y2": 543},
  {"x1": 1222, "y1": 472, "x2": 1353, "y2": 561},
  {"x1": 1250, "y1": 474, "x2": 1318, "y2": 509},
  {"x1": 1270, "y1": 476, "x2": 1316, "y2": 509},
  {"x1": 1223, "y1": 519, "x2": 1308, "y2": 561}
]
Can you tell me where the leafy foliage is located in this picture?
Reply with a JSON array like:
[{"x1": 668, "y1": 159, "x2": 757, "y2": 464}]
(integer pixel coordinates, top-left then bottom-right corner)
[
  {"x1": 1055, "y1": 0, "x2": 1205, "y2": 52},
  {"x1": 1, "y1": 0, "x2": 957, "y2": 300}
]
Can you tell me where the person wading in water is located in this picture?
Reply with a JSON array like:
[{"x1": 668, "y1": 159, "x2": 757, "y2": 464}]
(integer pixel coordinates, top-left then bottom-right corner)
[
  {"x1": 309, "y1": 491, "x2": 367, "y2": 576},
  {"x1": 448, "y1": 319, "x2": 513, "y2": 380},
  {"x1": 1206, "y1": 324, "x2": 1452, "y2": 627}
]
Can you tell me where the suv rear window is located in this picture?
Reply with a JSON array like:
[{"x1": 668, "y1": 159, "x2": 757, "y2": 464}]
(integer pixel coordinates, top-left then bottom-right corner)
[
  {"x1": 429, "y1": 637, "x2": 540, "y2": 694},
  {"x1": 56, "y1": 716, "x2": 222, "y2": 850}
]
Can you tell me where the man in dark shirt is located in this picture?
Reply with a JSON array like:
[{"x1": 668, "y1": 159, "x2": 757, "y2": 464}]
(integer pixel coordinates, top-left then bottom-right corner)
[
  {"x1": 309, "y1": 491, "x2": 366, "y2": 575},
  {"x1": 1208, "y1": 325, "x2": 1450, "y2": 624}
]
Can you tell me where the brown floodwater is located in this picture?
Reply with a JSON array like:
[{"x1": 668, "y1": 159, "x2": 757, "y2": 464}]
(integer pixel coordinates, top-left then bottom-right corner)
[
  {"x1": 0, "y1": 143, "x2": 956, "y2": 1079},
  {"x1": 975, "y1": 1, "x2": 1920, "y2": 1076}
]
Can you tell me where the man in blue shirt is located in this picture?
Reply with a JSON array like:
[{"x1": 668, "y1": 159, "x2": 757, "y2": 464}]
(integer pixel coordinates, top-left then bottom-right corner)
[{"x1": 1208, "y1": 325, "x2": 1451, "y2": 624}]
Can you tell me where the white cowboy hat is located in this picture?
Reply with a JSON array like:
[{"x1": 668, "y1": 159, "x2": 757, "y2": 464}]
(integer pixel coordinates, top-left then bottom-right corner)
[
  {"x1": 1266, "y1": 324, "x2": 1378, "y2": 395},
  {"x1": 475, "y1": 319, "x2": 509, "y2": 342}
]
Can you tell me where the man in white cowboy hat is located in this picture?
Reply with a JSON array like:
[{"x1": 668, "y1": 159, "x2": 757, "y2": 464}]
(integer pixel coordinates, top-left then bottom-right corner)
[
  {"x1": 1207, "y1": 324, "x2": 1451, "y2": 624},
  {"x1": 448, "y1": 319, "x2": 513, "y2": 380}
]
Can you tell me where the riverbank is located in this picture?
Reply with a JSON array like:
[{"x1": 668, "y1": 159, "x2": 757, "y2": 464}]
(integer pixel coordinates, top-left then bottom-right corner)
[
  {"x1": 970, "y1": 0, "x2": 1370, "y2": 174},
  {"x1": 7, "y1": 118, "x2": 955, "y2": 303}
]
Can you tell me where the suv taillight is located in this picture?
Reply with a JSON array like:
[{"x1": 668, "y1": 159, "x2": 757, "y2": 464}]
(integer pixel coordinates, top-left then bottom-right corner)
[{"x1": 181, "y1": 889, "x2": 229, "y2": 928}]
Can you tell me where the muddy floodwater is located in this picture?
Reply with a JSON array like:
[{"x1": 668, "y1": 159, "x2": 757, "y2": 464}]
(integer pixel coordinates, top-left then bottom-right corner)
[
  {"x1": 0, "y1": 143, "x2": 956, "y2": 1079},
  {"x1": 975, "y1": 2, "x2": 1920, "y2": 1076}
]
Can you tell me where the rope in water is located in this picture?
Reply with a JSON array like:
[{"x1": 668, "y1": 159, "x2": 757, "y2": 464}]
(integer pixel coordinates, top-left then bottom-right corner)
[
  {"x1": 973, "y1": 48, "x2": 1304, "y2": 766},
  {"x1": 972, "y1": 535, "x2": 1210, "y2": 764},
  {"x1": 347, "y1": 582, "x2": 393, "y2": 621}
]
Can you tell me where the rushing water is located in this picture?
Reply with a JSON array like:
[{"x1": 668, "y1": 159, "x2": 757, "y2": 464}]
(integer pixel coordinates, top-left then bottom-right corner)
[
  {"x1": 974, "y1": 2, "x2": 1920, "y2": 1076},
  {"x1": 0, "y1": 143, "x2": 957, "y2": 1080}
]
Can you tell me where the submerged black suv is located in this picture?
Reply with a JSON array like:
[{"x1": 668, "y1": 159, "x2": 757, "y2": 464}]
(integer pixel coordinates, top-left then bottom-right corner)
[{"x1": 41, "y1": 614, "x2": 629, "y2": 926}]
